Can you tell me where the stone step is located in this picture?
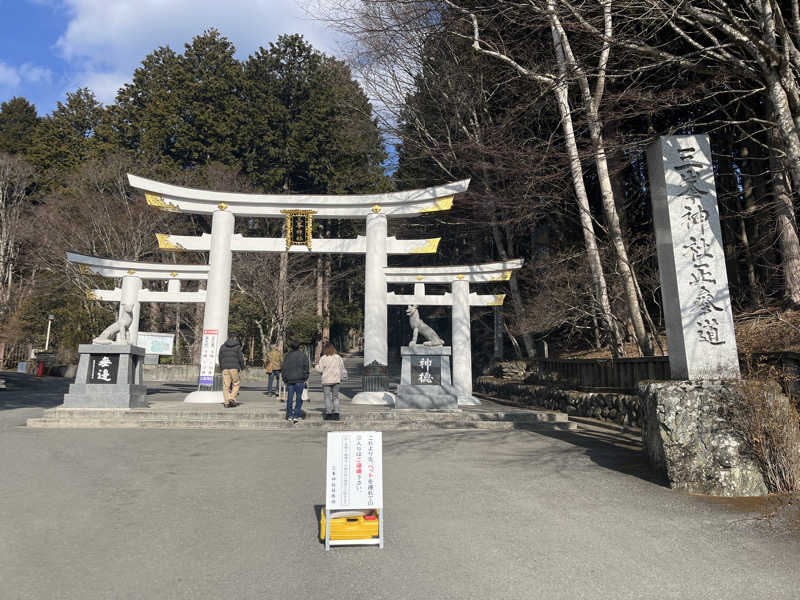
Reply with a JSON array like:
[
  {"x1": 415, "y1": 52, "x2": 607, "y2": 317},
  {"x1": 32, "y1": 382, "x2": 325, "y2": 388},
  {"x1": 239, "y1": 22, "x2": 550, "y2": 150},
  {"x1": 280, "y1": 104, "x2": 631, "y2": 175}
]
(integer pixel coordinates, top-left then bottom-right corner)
[
  {"x1": 27, "y1": 407, "x2": 577, "y2": 432},
  {"x1": 31, "y1": 407, "x2": 570, "y2": 420}
]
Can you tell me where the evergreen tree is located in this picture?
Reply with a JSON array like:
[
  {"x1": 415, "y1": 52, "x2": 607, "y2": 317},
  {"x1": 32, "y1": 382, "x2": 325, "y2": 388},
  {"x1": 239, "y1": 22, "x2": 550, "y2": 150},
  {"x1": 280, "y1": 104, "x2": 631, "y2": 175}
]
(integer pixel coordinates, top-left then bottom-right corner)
[
  {"x1": 27, "y1": 88, "x2": 107, "y2": 189},
  {"x1": 111, "y1": 29, "x2": 245, "y2": 168},
  {"x1": 243, "y1": 34, "x2": 386, "y2": 193},
  {"x1": 0, "y1": 97, "x2": 39, "y2": 155}
]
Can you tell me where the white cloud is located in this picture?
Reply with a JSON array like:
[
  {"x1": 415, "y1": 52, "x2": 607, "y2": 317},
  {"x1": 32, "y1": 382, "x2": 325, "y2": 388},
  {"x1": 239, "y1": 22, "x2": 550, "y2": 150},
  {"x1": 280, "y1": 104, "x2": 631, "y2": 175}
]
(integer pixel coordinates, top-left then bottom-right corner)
[
  {"x1": 53, "y1": 0, "x2": 345, "y2": 104},
  {"x1": 19, "y1": 63, "x2": 54, "y2": 84},
  {"x1": 0, "y1": 61, "x2": 52, "y2": 92},
  {"x1": 79, "y1": 70, "x2": 129, "y2": 105},
  {"x1": 0, "y1": 62, "x2": 22, "y2": 88}
]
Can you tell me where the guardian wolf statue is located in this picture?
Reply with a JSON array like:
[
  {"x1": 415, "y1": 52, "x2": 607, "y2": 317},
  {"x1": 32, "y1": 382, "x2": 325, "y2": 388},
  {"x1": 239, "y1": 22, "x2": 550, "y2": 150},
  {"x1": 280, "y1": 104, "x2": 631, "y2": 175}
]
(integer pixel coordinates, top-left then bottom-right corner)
[
  {"x1": 406, "y1": 305, "x2": 444, "y2": 347},
  {"x1": 93, "y1": 303, "x2": 134, "y2": 344}
]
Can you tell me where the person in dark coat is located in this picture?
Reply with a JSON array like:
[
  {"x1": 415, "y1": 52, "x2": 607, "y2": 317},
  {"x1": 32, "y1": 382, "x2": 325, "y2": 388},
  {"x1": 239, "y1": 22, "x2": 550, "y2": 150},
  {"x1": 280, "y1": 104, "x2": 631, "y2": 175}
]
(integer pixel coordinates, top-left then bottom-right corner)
[
  {"x1": 282, "y1": 339, "x2": 309, "y2": 423},
  {"x1": 218, "y1": 335, "x2": 245, "y2": 407}
]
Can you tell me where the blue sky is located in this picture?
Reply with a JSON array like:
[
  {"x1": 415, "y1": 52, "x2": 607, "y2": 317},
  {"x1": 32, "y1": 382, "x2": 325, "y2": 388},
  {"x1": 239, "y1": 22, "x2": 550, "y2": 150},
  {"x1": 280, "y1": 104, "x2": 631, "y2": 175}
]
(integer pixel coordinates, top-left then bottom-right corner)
[{"x1": 0, "y1": 0, "x2": 344, "y2": 116}]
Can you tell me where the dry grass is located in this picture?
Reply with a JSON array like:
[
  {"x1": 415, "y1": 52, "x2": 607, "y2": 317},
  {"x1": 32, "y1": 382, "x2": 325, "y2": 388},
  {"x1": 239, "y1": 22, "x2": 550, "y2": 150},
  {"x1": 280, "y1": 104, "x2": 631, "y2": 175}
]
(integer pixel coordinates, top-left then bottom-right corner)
[
  {"x1": 560, "y1": 309, "x2": 800, "y2": 359},
  {"x1": 728, "y1": 379, "x2": 800, "y2": 493},
  {"x1": 735, "y1": 309, "x2": 800, "y2": 354}
]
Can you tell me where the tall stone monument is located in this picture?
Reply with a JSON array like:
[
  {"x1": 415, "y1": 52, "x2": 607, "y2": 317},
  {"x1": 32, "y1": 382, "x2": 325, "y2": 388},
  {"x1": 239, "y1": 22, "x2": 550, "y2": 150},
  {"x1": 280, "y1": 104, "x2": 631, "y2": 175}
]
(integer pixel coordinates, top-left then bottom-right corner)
[
  {"x1": 647, "y1": 134, "x2": 740, "y2": 379},
  {"x1": 644, "y1": 135, "x2": 760, "y2": 496}
]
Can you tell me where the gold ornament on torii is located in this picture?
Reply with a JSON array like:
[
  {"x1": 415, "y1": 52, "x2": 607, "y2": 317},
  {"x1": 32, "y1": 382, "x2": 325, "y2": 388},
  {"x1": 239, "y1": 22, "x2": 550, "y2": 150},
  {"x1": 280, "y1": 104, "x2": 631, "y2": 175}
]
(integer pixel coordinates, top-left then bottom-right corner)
[{"x1": 280, "y1": 209, "x2": 317, "y2": 250}]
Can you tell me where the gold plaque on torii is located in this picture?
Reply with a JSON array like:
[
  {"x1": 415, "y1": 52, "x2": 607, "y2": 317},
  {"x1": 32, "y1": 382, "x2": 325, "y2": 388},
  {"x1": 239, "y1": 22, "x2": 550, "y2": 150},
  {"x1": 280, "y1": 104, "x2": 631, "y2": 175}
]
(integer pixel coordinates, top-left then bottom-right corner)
[{"x1": 280, "y1": 209, "x2": 317, "y2": 250}]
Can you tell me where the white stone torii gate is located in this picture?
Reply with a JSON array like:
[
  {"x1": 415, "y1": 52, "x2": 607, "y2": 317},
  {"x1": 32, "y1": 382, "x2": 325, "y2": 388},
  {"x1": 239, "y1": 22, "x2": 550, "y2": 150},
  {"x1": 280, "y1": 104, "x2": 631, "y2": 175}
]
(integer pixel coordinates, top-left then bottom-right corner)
[
  {"x1": 66, "y1": 252, "x2": 209, "y2": 345},
  {"x1": 384, "y1": 259, "x2": 524, "y2": 404},
  {"x1": 127, "y1": 173, "x2": 470, "y2": 403}
]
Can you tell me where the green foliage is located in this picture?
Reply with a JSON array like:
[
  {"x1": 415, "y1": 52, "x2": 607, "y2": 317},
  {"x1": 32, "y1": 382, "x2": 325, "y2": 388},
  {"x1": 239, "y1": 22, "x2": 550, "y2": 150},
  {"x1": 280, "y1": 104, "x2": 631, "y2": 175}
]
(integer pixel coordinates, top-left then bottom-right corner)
[
  {"x1": 16, "y1": 272, "x2": 114, "y2": 362},
  {"x1": 242, "y1": 34, "x2": 387, "y2": 193},
  {"x1": 111, "y1": 30, "x2": 245, "y2": 168},
  {"x1": 27, "y1": 88, "x2": 109, "y2": 189},
  {"x1": 0, "y1": 97, "x2": 39, "y2": 155},
  {"x1": 287, "y1": 309, "x2": 321, "y2": 344},
  {"x1": 1, "y1": 29, "x2": 389, "y2": 361}
]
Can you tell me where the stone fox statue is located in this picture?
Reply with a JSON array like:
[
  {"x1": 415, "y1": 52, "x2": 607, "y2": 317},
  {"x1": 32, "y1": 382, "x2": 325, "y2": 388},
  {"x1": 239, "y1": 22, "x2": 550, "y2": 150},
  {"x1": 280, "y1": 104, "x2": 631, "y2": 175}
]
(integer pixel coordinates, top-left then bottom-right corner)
[
  {"x1": 406, "y1": 305, "x2": 444, "y2": 346},
  {"x1": 93, "y1": 303, "x2": 134, "y2": 344}
]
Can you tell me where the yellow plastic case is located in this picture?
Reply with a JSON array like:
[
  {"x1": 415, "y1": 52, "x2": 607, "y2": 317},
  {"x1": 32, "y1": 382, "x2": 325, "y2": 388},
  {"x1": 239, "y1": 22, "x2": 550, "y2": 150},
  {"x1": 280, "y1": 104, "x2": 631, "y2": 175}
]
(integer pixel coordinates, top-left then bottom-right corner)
[{"x1": 319, "y1": 510, "x2": 380, "y2": 540}]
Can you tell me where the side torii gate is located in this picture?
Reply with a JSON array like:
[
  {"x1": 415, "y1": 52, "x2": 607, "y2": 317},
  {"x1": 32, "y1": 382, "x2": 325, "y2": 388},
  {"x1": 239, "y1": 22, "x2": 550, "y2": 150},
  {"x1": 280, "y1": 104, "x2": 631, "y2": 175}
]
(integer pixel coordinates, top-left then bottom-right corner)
[
  {"x1": 384, "y1": 260, "x2": 524, "y2": 404},
  {"x1": 127, "y1": 174, "x2": 470, "y2": 403},
  {"x1": 67, "y1": 252, "x2": 209, "y2": 345}
]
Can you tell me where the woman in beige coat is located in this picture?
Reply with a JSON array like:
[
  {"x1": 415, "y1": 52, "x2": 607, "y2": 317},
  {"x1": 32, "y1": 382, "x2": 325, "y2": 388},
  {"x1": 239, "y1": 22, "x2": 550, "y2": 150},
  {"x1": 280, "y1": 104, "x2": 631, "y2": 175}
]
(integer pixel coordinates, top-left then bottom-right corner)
[{"x1": 315, "y1": 342, "x2": 347, "y2": 420}]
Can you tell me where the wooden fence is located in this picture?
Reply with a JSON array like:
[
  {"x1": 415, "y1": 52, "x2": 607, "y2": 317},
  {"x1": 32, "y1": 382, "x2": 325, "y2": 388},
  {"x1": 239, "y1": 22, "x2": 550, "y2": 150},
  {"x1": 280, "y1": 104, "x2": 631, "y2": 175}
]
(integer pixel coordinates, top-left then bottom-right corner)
[
  {"x1": 526, "y1": 356, "x2": 671, "y2": 393},
  {"x1": 524, "y1": 352, "x2": 800, "y2": 397},
  {"x1": 0, "y1": 342, "x2": 35, "y2": 370}
]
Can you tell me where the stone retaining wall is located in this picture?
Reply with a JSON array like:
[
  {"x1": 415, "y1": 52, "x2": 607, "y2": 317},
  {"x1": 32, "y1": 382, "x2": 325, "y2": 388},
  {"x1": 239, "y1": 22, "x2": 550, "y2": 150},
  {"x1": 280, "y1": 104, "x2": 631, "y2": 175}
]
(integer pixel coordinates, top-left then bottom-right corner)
[
  {"x1": 476, "y1": 377, "x2": 641, "y2": 427},
  {"x1": 143, "y1": 365, "x2": 267, "y2": 383}
]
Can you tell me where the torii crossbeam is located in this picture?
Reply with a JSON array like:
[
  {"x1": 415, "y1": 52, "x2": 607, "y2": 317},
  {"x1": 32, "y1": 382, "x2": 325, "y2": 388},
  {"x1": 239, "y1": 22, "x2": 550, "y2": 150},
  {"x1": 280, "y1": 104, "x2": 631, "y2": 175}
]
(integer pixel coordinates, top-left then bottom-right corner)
[{"x1": 68, "y1": 252, "x2": 209, "y2": 345}]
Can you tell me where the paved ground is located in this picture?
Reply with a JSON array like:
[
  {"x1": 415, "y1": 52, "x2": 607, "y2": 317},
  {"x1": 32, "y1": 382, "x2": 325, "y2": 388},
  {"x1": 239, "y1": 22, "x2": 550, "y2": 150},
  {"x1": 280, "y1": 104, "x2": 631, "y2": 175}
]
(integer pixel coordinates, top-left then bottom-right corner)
[{"x1": 2, "y1": 372, "x2": 800, "y2": 599}]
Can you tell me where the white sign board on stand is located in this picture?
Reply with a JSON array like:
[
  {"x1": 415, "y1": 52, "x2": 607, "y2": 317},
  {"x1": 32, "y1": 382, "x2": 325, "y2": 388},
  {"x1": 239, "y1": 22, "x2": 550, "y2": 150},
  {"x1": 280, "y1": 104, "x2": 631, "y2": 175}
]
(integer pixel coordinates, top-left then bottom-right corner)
[{"x1": 324, "y1": 431, "x2": 383, "y2": 550}]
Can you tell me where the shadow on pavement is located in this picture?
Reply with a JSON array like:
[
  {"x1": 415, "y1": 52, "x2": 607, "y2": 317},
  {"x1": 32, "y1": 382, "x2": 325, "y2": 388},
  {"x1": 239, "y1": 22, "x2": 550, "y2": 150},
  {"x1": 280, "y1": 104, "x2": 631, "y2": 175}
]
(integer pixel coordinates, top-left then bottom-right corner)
[
  {"x1": 145, "y1": 382, "x2": 198, "y2": 395},
  {"x1": 528, "y1": 425, "x2": 667, "y2": 487},
  {"x1": 0, "y1": 372, "x2": 70, "y2": 411},
  {"x1": 381, "y1": 422, "x2": 665, "y2": 487}
]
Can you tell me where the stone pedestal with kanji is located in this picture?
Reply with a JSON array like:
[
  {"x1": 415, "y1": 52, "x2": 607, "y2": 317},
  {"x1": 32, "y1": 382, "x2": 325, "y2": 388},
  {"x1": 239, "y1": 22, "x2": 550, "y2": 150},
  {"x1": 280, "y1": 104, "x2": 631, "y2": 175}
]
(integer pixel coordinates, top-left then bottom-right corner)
[
  {"x1": 62, "y1": 344, "x2": 147, "y2": 408},
  {"x1": 395, "y1": 346, "x2": 457, "y2": 410}
]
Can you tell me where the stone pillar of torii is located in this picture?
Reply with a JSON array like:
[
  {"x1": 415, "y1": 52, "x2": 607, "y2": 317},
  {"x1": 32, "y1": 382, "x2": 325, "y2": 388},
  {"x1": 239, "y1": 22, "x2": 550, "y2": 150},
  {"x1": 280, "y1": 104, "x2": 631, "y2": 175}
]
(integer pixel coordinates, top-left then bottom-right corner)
[
  {"x1": 127, "y1": 174, "x2": 470, "y2": 403},
  {"x1": 385, "y1": 260, "x2": 524, "y2": 405},
  {"x1": 66, "y1": 252, "x2": 209, "y2": 346}
]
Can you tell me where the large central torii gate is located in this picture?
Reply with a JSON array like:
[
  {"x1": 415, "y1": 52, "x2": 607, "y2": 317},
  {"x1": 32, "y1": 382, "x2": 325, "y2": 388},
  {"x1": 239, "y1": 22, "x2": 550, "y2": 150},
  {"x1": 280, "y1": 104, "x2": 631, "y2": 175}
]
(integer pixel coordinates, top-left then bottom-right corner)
[{"x1": 128, "y1": 174, "x2": 470, "y2": 402}]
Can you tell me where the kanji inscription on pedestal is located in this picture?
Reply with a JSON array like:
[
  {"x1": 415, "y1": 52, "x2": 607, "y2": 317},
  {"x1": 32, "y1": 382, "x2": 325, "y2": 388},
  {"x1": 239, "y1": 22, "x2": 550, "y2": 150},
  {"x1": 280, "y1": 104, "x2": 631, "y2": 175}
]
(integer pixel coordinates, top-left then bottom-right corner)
[
  {"x1": 647, "y1": 134, "x2": 740, "y2": 379},
  {"x1": 411, "y1": 355, "x2": 441, "y2": 386},
  {"x1": 88, "y1": 354, "x2": 120, "y2": 384}
]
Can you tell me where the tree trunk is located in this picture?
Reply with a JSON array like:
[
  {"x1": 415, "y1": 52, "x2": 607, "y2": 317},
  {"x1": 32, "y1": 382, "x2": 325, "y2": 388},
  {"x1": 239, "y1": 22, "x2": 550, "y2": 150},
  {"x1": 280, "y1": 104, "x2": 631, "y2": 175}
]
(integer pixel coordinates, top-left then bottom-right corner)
[
  {"x1": 174, "y1": 302, "x2": 181, "y2": 361},
  {"x1": 487, "y1": 216, "x2": 534, "y2": 356},
  {"x1": 323, "y1": 255, "x2": 331, "y2": 343},
  {"x1": 544, "y1": 1, "x2": 652, "y2": 354},
  {"x1": 315, "y1": 256, "x2": 324, "y2": 362},
  {"x1": 149, "y1": 296, "x2": 162, "y2": 334},
  {"x1": 550, "y1": 33, "x2": 624, "y2": 357},
  {"x1": 277, "y1": 247, "x2": 288, "y2": 353},
  {"x1": 255, "y1": 319, "x2": 270, "y2": 365},
  {"x1": 503, "y1": 319, "x2": 524, "y2": 360},
  {"x1": 770, "y1": 132, "x2": 800, "y2": 305},
  {"x1": 766, "y1": 73, "x2": 800, "y2": 193},
  {"x1": 549, "y1": 9, "x2": 653, "y2": 356}
]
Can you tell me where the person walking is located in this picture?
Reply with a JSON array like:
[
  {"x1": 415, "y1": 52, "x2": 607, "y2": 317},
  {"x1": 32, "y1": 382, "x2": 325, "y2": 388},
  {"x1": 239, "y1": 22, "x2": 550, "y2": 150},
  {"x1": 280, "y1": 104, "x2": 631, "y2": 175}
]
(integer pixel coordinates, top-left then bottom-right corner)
[
  {"x1": 282, "y1": 340, "x2": 309, "y2": 423},
  {"x1": 315, "y1": 342, "x2": 347, "y2": 420},
  {"x1": 264, "y1": 344, "x2": 283, "y2": 397},
  {"x1": 218, "y1": 335, "x2": 244, "y2": 408}
]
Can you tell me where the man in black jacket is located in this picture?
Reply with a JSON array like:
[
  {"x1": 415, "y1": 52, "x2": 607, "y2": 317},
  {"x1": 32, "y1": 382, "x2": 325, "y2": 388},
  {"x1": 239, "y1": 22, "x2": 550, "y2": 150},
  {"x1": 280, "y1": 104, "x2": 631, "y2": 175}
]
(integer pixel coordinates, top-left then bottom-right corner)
[
  {"x1": 218, "y1": 335, "x2": 245, "y2": 407},
  {"x1": 282, "y1": 339, "x2": 309, "y2": 422}
]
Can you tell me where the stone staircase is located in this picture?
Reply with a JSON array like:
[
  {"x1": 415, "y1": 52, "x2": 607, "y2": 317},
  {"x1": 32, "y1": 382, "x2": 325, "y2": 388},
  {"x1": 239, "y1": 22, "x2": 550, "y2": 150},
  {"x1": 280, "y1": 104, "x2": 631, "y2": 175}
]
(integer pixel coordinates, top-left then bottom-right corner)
[{"x1": 26, "y1": 404, "x2": 577, "y2": 432}]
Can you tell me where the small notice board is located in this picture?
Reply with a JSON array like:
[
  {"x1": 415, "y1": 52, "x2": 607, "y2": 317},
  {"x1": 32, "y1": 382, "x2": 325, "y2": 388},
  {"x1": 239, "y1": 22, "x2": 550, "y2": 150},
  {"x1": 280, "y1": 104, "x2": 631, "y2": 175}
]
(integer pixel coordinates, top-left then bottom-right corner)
[
  {"x1": 324, "y1": 431, "x2": 383, "y2": 550},
  {"x1": 137, "y1": 332, "x2": 175, "y2": 356}
]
